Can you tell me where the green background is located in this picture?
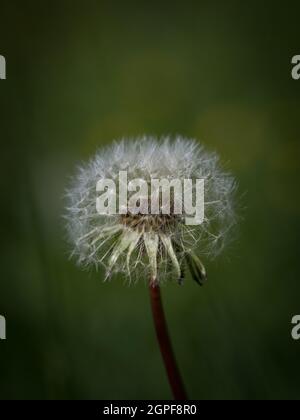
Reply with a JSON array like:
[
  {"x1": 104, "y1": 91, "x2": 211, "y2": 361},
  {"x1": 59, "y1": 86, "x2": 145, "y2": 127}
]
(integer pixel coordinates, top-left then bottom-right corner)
[{"x1": 0, "y1": 0, "x2": 299, "y2": 400}]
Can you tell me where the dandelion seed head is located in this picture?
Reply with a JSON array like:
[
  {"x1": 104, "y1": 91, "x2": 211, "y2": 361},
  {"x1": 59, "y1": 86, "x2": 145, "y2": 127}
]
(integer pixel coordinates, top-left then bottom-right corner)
[{"x1": 65, "y1": 136, "x2": 237, "y2": 284}]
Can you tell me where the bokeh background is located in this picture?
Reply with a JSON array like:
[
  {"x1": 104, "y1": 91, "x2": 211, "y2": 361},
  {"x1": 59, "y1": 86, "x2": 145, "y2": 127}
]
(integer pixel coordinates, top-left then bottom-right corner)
[{"x1": 0, "y1": 0, "x2": 300, "y2": 400}]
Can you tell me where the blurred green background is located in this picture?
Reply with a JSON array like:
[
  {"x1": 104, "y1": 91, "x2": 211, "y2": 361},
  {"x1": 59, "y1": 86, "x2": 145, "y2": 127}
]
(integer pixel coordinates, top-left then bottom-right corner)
[{"x1": 0, "y1": 0, "x2": 300, "y2": 400}]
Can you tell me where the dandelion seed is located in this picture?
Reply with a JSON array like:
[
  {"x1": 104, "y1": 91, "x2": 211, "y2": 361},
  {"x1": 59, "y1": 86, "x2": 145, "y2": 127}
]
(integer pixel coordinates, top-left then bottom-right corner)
[{"x1": 65, "y1": 135, "x2": 236, "y2": 285}]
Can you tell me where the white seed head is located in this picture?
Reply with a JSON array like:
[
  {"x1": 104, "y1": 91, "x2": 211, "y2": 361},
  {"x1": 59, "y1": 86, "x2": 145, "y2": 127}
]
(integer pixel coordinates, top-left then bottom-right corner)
[{"x1": 65, "y1": 136, "x2": 236, "y2": 285}]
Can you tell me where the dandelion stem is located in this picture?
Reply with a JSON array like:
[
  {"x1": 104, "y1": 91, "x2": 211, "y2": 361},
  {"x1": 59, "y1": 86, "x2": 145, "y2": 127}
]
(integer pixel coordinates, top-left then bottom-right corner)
[{"x1": 149, "y1": 282, "x2": 187, "y2": 400}]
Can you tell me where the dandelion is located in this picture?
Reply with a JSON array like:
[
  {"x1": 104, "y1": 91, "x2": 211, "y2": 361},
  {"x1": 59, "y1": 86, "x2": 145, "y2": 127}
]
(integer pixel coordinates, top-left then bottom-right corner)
[{"x1": 65, "y1": 136, "x2": 236, "y2": 399}]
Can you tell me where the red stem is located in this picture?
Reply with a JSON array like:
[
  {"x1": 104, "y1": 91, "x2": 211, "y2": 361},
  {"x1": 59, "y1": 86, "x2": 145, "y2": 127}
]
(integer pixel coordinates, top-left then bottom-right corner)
[{"x1": 149, "y1": 282, "x2": 188, "y2": 400}]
